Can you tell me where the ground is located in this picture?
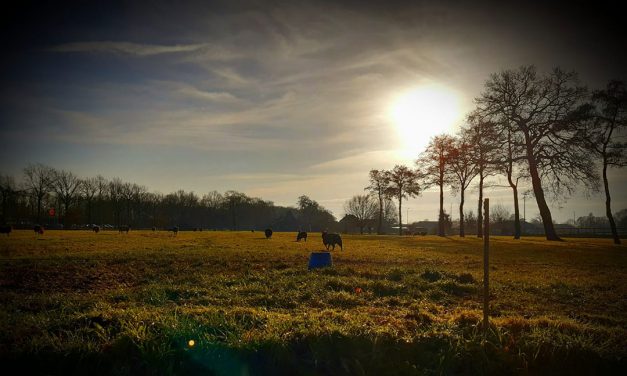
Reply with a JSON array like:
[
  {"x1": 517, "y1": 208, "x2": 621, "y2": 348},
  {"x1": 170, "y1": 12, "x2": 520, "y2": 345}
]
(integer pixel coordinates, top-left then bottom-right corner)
[{"x1": 0, "y1": 230, "x2": 625, "y2": 375}]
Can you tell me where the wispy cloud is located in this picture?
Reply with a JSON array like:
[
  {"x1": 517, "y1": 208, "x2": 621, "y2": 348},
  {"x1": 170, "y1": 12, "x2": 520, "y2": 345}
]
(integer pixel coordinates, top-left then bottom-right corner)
[{"x1": 47, "y1": 41, "x2": 239, "y2": 59}]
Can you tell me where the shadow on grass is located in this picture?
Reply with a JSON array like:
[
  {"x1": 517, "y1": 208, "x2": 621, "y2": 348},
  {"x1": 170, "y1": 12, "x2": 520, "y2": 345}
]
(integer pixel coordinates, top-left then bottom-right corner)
[{"x1": 3, "y1": 330, "x2": 624, "y2": 376}]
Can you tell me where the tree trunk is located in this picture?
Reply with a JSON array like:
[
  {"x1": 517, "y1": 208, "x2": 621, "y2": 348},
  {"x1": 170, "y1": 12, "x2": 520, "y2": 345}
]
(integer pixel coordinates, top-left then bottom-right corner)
[
  {"x1": 477, "y1": 173, "x2": 484, "y2": 238},
  {"x1": 512, "y1": 186, "x2": 520, "y2": 239},
  {"x1": 603, "y1": 161, "x2": 621, "y2": 244},
  {"x1": 37, "y1": 195, "x2": 42, "y2": 224},
  {"x1": 527, "y1": 155, "x2": 561, "y2": 241},
  {"x1": 438, "y1": 182, "x2": 445, "y2": 237},
  {"x1": 507, "y1": 173, "x2": 521, "y2": 239},
  {"x1": 398, "y1": 193, "x2": 402, "y2": 236},
  {"x1": 459, "y1": 188, "x2": 465, "y2": 237},
  {"x1": 378, "y1": 194, "x2": 383, "y2": 235},
  {"x1": 64, "y1": 201, "x2": 69, "y2": 226}
]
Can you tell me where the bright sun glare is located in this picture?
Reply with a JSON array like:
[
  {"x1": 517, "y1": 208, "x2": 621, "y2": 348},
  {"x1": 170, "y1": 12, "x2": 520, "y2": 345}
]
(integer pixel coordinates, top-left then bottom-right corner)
[{"x1": 389, "y1": 84, "x2": 462, "y2": 158}]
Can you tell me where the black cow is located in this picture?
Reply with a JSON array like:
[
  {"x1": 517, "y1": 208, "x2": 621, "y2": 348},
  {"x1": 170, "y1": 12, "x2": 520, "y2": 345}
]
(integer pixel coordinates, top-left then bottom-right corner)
[
  {"x1": 322, "y1": 231, "x2": 342, "y2": 251},
  {"x1": 118, "y1": 225, "x2": 130, "y2": 234},
  {"x1": 0, "y1": 225, "x2": 11, "y2": 236},
  {"x1": 297, "y1": 231, "x2": 307, "y2": 242},
  {"x1": 92, "y1": 225, "x2": 100, "y2": 234},
  {"x1": 264, "y1": 228, "x2": 273, "y2": 239},
  {"x1": 33, "y1": 225, "x2": 44, "y2": 235},
  {"x1": 170, "y1": 226, "x2": 179, "y2": 236}
]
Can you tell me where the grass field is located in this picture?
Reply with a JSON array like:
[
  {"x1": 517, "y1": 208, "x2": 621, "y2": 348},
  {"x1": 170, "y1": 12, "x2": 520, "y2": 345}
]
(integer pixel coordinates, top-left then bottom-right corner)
[{"x1": 0, "y1": 230, "x2": 625, "y2": 375}]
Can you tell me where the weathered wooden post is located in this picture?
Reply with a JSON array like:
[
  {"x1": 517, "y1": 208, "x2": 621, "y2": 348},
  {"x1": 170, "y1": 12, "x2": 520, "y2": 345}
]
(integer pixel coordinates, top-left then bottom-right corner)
[{"x1": 483, "y1": 198, "x2": 490, "y2": 334}]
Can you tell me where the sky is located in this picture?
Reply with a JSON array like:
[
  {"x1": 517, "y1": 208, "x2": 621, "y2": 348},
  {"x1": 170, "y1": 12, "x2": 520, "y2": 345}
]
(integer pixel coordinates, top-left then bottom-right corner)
[{"x1": 1, "y1": 0, "x2": 626, "y2": 223}]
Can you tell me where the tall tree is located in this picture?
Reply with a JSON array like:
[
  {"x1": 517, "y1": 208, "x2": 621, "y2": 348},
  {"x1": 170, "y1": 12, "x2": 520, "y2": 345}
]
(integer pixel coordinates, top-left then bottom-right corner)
[
  {"x1": 462, "y1": 117, "x2": 500, "y2": 238},
  {"x1": 475, "y1": 65, "x2": 595, "y2": 241},
  {"x1": 52, "y1": 169, "x2": 83, "y2": 226},
  {"x1": 297, "y1": 195, "x2": 335, "y2": 231},
  {"x1": 224, "y1": 191, "x2": 247, "y2": 231},
  {"x1": 108, "y1": 178, "x2": 125, "y2": 227},
  {"x1": 23, "y1": 163, "x2": 56, "y2": 223},
  {"x1": 417, "y1": 135, "x2": 455, "y2": 237},
  {"x1": 81, "y1": 177, "x2": 99, "y2": 225},
  {"x1": 365, "y1": 169, "x2": 389, "y2": 234},
  {"x1": 484, "y1": 117, "x2": 528, "y2": 239},
  {"x1": 384, "y1": 165, "x2": 421, "y2": 235},
  {"x1": 94, "y1": 175, "x2": 108, "y2": 224},
  {"x1": 0, "y1": 174, "x2": 18, "y2": 223},
  {"x1": 449, "y1": 135, "x2": 479, "y2": 237},
  {"x1": 344, "y1": 194, "x2": 377, "y2": 234},
  {"x1": 582, "y1": 80, "x2": 627, "y2": 244}
]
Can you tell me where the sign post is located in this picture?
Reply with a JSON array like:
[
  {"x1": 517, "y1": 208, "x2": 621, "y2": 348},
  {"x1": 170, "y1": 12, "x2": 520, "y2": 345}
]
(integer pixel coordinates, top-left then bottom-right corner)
[{"x1": 483, "y1": 198, "x2": 490, "y2": 334}]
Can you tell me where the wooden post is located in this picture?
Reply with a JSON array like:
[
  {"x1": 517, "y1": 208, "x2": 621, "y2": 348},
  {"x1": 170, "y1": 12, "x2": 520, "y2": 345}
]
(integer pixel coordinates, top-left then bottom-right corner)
[{"x1": 483, "y1": 198, "x2": 490, "y2": 333}]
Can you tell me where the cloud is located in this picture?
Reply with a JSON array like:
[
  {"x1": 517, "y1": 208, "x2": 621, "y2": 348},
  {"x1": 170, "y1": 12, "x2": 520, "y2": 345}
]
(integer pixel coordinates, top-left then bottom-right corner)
[{"x1": 47, "y1": 41, "x2": 239, "y2": 59}]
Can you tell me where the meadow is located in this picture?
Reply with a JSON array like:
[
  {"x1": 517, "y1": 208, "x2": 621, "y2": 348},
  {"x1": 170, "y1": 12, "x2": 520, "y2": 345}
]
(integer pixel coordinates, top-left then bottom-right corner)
[{"x1": 0, "y1": 230, "x2": 625, "y2": 375}]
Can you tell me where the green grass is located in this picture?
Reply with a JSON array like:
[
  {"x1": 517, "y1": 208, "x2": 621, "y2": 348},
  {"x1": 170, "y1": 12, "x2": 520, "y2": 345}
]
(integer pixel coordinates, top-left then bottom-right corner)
[{"x1": 0, "y1": 231, "x2": 626, "y2": 375}]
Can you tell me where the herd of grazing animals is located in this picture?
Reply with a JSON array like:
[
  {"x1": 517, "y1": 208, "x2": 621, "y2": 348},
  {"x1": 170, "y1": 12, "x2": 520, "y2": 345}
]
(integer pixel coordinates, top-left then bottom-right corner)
[{"x1": 0, "y1": 224, "x2": 344, "y2": 251}]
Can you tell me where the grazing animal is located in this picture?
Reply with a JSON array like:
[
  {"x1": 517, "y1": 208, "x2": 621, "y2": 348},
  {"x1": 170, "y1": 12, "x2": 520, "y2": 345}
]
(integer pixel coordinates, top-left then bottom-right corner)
[
  {"x1": 171, "y1": 226, "x2": 179, "y2": 236},
  {"x1": 92, "y1": 225, "x2": 100, "y2": 234},
  {"x1": 118, "y1": 225, "x2": 130, "y2": 234},
  {"x1": 297, "y1": 231, "x2": 307, "y2": 242},
  {"x1": 33, "y1": 225, "x2": 44, "y2": 235},
  {"x1": 264, "y1": 228, "x2": 273, "y2": 239},
  {"x1": 322, "y1": 231, "x2": 342, "y2": 251},
  {"x1": 152, "y1": 226, "x2": 156, "y2": 232},
  {"x1": 0, "y1": 225, "x2": 12, "y2": 236}
]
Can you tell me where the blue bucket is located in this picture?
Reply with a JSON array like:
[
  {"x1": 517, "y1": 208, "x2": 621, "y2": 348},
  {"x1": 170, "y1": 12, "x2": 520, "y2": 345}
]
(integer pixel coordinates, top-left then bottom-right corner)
[{"x1": 308, "y1": 252, "x2": 333, "y2": 270}]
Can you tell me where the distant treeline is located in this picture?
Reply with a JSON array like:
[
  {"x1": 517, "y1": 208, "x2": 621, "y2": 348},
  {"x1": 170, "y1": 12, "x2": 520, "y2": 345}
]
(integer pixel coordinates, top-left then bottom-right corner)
[{"x1": 0, "y1": 164, "x2": 400, "y2": 232}]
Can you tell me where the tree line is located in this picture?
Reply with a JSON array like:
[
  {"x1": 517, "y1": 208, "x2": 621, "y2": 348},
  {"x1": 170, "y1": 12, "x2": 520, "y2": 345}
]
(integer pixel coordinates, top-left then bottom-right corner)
[
  {"x1": 0, "y1": 165, "x2": 354, "y2": 232},
  {"x1": 347, "y1": 66, "x2": 625, "y2": 243}
]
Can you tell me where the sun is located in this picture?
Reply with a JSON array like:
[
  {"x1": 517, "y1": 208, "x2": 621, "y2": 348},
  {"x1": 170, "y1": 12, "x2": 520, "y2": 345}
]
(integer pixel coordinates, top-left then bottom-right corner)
[{"x1": 388, "y1": 84, "x2": 463, "y2": 157}]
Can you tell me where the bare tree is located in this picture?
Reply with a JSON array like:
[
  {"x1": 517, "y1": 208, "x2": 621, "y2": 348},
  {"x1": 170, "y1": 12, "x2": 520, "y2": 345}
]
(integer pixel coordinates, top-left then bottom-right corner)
[
  {"x1": 491, "y1": 203, "x2": 511, "y2": 224},
  {"x1": 491, "y1": 120, "x2": 527, "y2": 239},
  {"x1": 53, "y1": 169, "x2": 83, "y2": 226},
  {"x1": 383, "y1": 198, "x2": 398, "y2": 230},
  {"x1": 475, "y1": 65, "x2": 595, "y2": 241},
  {"x1": 344, "y1": 194, "x2": 377, "y2": 234},
  {"x1": 81, "y1": 177, "x2": 99, "y2": 225},
  {"x1": 417, "y1": 135, "x2": 455, "y2": 237},
  {"x1": 449, "y1": 135, "x2": 479, "y2": 237},
  {"x1": 0, "y1": 174, "x2": 18, "y2": 223},
  {"x1": 462, "y1": 117, "x2": 500, "y2": 238},
  {"x1": 225, "y1": 191, "x2": 247, "y2": 230},
  {"x1": 384, "y1": 165, "x2": 421, "y2": 235},
  {"x1": 23, "y1": 163, "x2": 56, "y2": 223},
  {"x1": 365, "y1": 169, "x2": 390, "y2": 234},
  {"x1": 108, "y1": 178, "x2": 125, "y2": 227},
  {"x1": 582, "y1": 80, "x2": 627, "y2": 244}
]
